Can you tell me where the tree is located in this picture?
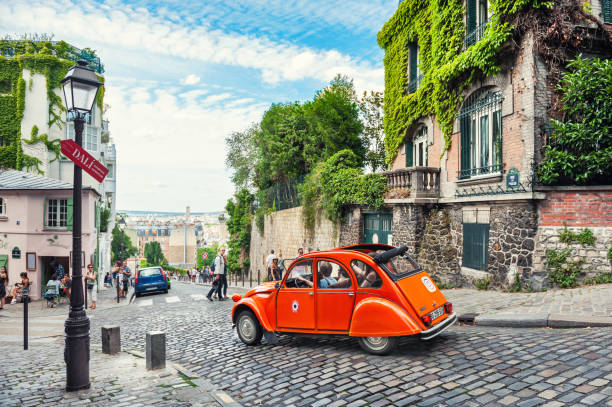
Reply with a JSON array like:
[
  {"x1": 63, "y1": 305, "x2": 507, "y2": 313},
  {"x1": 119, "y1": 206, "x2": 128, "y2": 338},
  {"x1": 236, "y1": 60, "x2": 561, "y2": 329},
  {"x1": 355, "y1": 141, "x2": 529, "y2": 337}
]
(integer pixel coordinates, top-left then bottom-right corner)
[
  {"x1": 144, "y1": 241, "x2": 165, "y2": 266},
  {"x1": 110, "y1": 223, "x2": 137, "y2": 262},
  {"x1": 196, "y1": 243, "x2": 218, "y2": 269},
  {"x1": 359, "y1": 90, "x2": 386, "y2": 172},
  {"x1": 539, "y1": 57, "x2": 612, "y2": 185},
  {"x1": 225, "y1": 189, "x2": 254, "y2": 273},
  {"x1": 225, "y1": 123, "x2": 260, "y2": 190},
  {"x1": 303, "y1": 75, "x2": 366, "y2": 170}
]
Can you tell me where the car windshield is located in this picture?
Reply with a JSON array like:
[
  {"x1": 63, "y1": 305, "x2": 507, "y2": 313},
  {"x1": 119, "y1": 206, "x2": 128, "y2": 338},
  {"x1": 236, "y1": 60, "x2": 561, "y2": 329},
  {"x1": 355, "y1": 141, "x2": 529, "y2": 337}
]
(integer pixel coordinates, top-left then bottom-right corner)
[{"x1": 140, "y1": 268, "x2": 161, "y2": 277}]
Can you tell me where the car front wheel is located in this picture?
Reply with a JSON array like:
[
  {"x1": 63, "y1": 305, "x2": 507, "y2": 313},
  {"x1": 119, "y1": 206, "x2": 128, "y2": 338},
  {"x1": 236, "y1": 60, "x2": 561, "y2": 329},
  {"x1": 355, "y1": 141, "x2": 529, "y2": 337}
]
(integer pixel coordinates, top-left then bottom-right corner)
[
  {"x1": 358, "y1": 336, "x2": 398, "y2": 355},
  {"x1": 236, "y1": 310, "x2": 263, "y2": 346}
]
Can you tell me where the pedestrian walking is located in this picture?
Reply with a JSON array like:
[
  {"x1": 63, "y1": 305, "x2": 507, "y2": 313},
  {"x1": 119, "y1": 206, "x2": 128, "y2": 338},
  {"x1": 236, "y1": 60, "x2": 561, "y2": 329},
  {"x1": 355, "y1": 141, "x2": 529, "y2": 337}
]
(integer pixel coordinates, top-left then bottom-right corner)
[
  {"x1": 0, "y1": 265, "x2": 8, "y2": 310},
  {"x1": 86, "y1": 264, "x2": 97, "y2": 309},
  {"x1": 206, "y1": 274, "x2": 219, "y2": 301},
  {"x1": 265, "y1": 249, "x2": 275, "y2": 273},
  {"x1": 215, "y1": 248, "x2": 227, "y2": 300},
  {"x1": 122, "y1": 261, "x2": 131, "y2": 296}
]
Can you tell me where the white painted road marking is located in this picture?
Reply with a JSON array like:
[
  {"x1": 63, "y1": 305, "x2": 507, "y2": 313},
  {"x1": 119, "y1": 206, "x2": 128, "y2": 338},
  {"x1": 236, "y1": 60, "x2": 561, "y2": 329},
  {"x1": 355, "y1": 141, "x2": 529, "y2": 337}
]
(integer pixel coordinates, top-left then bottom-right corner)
[
  {"x1": 165, "y1": 296, "x2": 180, "y2": 303},
  {"x1": 137, "y1": 299, "x2": 153, "y2": 307}
]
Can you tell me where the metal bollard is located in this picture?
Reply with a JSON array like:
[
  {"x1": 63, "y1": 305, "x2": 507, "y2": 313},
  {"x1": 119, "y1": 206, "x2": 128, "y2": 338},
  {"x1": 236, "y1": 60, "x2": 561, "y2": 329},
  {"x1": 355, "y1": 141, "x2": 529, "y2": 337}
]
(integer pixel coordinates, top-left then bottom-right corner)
[
  {"x1": 250, "y1": 269, "x2": 252, "y2": 288},
  {"x1": 146, "y1": 331, "x2": 166, "y2": 370},
  {"x1": 257, "y1": 269, "x2": 260, "y2": 285},
  {"x1": 23, "y1": 288, "x2": 29, "y2": 350},
  {"x1": 116, "y1": 277, "x2": 120, "y2": 303}
]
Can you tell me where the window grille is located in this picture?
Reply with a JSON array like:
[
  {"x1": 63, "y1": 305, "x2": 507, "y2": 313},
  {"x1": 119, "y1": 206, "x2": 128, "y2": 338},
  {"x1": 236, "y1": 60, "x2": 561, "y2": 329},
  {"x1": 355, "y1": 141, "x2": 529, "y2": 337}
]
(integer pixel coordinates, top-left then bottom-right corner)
[
  {"x1": 458, "y1": 89, "x2": 503, "y2": 179},
  {"x1": 47, "y1": 199, "x2": 68, "y2": 227}
]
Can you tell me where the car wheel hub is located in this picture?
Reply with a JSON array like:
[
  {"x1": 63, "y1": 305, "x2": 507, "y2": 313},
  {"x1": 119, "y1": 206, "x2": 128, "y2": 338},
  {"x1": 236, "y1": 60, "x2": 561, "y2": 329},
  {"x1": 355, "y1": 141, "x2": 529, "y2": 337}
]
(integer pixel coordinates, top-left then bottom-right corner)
[
  {"x1": 239, "y1": 317, "x2": 256, "y2": 341},
  {"x1": 364, "y1": 337, "x2": 388, "y2": 350}
]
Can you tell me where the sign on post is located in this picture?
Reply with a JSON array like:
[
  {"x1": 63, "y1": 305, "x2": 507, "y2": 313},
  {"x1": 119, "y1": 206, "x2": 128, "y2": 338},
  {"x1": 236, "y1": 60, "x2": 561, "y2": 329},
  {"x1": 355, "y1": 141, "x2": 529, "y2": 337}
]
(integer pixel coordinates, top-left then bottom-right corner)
[
  {"x1": 201, "y1": 251, "x2": 208, "y2": 260},
  {"x1": 60, "y1": 139, "x2": 109, "y2": 183}
]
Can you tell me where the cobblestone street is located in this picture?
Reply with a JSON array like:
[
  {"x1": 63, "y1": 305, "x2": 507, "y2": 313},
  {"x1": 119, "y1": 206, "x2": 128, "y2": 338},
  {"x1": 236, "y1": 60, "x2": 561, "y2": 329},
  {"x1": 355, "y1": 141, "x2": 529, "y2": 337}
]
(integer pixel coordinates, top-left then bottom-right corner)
[{"x1": 2, "y1": 282, "x2": 611, "y2": 406}]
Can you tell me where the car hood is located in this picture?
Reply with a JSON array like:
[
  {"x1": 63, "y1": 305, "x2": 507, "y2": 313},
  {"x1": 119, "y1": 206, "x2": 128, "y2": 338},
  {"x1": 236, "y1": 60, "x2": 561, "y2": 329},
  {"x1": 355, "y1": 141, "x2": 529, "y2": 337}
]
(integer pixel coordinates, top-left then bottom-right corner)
[
  {"x1": 396, "y1": 271, "x2": 448, "y2": 317},
  {"x1": 244, "y1": 282, "x2": 277, "y2": 298}
]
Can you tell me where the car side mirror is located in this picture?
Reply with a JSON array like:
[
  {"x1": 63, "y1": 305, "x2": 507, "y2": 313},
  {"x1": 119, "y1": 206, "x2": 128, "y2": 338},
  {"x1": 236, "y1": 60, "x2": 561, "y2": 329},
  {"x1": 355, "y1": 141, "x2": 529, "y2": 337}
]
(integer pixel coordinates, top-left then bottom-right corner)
[{"x1": 274, "y1": 282, "x2": 281, "y2": 289}]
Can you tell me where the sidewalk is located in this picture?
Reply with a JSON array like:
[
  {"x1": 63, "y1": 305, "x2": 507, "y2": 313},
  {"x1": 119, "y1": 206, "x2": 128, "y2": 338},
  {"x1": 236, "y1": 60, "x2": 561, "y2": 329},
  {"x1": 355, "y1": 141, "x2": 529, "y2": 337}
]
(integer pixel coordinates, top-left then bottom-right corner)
[
  {"x1": 185, "y1": 280, "x2": 612, "y2": 329},
  {"x1": 0, "y1": 285, "x2": 131, "y2": 345},
  {"x1": 0, "y1": 338, "x2": 231, "y2": 407}
]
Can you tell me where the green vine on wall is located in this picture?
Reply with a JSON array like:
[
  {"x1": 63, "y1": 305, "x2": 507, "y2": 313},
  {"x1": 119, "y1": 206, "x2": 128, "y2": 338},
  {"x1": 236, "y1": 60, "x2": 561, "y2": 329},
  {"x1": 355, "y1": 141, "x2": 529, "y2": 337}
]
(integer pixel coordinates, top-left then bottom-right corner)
[
  {"x1": 0, "y1": 40, "x2": 103, "y2": 173},
  {"x1": 377, "y1": 0, "x2": 552, "y2": 164}
]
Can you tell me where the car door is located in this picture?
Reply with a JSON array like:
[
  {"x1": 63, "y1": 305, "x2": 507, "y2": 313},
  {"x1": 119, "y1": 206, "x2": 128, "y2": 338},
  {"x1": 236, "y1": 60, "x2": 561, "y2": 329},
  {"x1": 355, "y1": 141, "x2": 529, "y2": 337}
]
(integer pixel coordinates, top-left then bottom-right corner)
[
  {"x1": 276, "y1": 259, "x2": 315, "y2": 330},
  {"x1": 315, "y1": 259, "x2": 356, "y2": 332}
]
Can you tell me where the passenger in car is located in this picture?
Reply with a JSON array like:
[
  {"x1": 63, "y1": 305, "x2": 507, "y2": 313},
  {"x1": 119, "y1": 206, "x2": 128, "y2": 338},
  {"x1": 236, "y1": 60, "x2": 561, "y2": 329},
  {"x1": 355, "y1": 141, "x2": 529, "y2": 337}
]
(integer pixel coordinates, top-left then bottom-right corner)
[
  {"x1": 351, "y1": 260, "x2": 382, "y2": 288},
  {"x1": 317, "y1": 262, "x2": 337, "y2": 288}
]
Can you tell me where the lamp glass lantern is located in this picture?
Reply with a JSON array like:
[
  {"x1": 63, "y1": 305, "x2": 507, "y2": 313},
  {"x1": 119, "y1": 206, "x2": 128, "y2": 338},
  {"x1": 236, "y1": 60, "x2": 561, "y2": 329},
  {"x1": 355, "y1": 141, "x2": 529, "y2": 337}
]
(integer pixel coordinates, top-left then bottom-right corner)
[
  {"x1": 118, "y1": 217, "x2": 126, "y2": 231},
  {"x1": 60, "y1": 60, "x2": 102, "y2": 116}
]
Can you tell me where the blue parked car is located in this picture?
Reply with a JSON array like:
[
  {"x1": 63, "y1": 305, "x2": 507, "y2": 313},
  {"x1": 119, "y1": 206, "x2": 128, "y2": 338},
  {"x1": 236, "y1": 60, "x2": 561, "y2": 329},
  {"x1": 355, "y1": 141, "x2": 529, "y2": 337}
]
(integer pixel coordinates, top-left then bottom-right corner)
[{"x1": 135, "y1": 266, "x2": 168, "y2": 297}]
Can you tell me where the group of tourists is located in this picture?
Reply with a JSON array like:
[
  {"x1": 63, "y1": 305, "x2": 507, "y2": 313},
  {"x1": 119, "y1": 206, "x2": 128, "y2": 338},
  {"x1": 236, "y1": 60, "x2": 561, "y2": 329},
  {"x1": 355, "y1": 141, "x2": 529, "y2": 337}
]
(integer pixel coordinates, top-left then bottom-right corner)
[
  {"x1": 265, "y1": 247, "x2": 304, "y2": 282},
  {"x1": 186, "y1": 267, "x2": 215, "y2": 284}
]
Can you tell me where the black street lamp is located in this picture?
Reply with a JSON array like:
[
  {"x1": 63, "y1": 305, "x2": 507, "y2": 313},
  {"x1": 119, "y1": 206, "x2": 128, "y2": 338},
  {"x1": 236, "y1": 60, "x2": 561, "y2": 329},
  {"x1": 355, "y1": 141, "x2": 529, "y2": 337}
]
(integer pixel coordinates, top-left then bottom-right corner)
[{"x1": 61, "y1": 60, "x2": 102, "y2": 392}]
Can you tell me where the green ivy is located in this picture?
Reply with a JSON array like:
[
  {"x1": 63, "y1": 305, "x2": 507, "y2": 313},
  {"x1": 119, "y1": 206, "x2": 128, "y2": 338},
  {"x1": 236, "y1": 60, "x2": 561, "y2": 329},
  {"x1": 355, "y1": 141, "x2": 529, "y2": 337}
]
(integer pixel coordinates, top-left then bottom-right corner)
[
  {"x1": 558, "y1": 226, "x2": 596, "y2": 246},
  {"x1": 378, "y1": 0, "x2": 551, "y2": 163},
  {"x1": 300, "y1": 150, "x2": 387, "y2": 233},
  {"x1": 546, "y1": 248, "x2": 583, "y2": 288},
  {"x1": 0, "y1": 40, "x2": 103, "y2": 173}
]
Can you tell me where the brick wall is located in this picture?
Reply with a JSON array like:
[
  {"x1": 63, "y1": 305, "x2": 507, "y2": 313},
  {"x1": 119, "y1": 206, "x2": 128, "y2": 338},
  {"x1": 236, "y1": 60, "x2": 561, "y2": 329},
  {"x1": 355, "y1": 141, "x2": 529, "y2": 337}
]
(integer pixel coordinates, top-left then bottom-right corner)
[{"x1": 539, "y1": 190, "x2": 612, "y2": 227}]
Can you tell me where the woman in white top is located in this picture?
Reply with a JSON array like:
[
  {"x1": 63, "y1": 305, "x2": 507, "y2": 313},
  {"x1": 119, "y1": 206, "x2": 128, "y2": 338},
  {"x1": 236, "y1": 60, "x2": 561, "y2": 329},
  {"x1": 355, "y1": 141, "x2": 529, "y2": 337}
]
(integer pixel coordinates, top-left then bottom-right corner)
[{"x1": 86, "y1": 264, "x2": 97, "y2": 309}]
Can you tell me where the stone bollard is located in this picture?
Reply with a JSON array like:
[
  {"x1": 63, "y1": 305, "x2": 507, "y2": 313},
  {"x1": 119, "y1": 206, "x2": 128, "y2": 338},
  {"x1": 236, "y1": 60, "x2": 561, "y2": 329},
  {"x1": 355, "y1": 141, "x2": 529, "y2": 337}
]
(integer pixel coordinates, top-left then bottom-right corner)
[
  {"x1": 101, "y1": 326, "x2": 121, "y2": 355},
  {"x1": 146, "y1": 331, "x2": 166, "y2": 370}
]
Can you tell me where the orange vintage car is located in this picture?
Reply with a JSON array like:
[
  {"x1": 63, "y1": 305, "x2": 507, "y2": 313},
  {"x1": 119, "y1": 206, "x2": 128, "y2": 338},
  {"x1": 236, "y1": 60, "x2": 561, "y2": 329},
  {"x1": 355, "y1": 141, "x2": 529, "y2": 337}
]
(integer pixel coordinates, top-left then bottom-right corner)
[{"x1": 231, "y1": 244, "x2": 457, "y2": 355}]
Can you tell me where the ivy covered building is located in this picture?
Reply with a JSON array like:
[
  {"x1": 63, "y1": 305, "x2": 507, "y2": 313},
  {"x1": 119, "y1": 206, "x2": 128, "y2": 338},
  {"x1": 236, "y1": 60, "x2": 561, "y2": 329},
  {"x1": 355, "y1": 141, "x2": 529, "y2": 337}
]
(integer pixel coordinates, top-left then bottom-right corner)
[
  {"x1": 0, "y1": 37, "x2": 117, "y2": 289},
  {"x1": 338, "y1": 0, "x2": 612, "y2": 289}
]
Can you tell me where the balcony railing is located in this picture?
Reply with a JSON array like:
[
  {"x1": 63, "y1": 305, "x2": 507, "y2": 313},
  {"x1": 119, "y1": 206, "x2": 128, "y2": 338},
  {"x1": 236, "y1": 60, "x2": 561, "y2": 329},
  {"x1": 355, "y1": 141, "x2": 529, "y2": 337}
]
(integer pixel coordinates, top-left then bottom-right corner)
[
  {"x1": 463, "y1": 18, "x2": 490, "y2": 50},
  {"x1": 407, "y1": 74, "x2": 423, "y2": 94},
  {"x1": 381, "y1": 167, "x2": 440, "y2": 199},
  {"x1": 458, "y1": 163, "x2": 503, "y2": 179}
]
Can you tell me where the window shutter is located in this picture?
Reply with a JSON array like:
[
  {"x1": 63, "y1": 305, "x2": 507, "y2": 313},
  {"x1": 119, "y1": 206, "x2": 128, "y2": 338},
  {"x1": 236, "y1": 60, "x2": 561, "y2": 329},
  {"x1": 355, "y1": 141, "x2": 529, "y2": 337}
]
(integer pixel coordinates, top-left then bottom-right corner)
[
  {"x1": 0, "y1": 254, "x2": 8, "y2": 270},
  {"x1": 409, "y1": 42, "x2": 417, "y2": 82},
  {"x1": 67, "y1": 198, "x2": 73, "y2": 231},
  {"x1": 43, "y1": 198, "x2": 47, "y2": 228},
  {"x1": 604, "y1": 0, "x2": 612, "y2": 23},
  {"x1": 405, "y1": 141, "x2": 414, "y2": 167},
  {"x1": 95, "y1": 202, "x2": 100, "y2": 230},
  {"x1": 460, "y1": 115, "x2": 471, "y2": 178},
  {"x1": 467, "y1": 0, "x2": 477, "y2": 33}
]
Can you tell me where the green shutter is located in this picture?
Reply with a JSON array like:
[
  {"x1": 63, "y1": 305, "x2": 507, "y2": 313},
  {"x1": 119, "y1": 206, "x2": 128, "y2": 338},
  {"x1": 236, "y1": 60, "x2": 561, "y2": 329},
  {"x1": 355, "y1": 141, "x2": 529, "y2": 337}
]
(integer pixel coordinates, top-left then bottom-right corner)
[
  {"x1": 67, "y1": 198, "x2": 73, "y2": 231},
  {"x1": 460, "y1": 115, "x2": 471, "y2": 178},
  {"x1": 95, "y1": 202, "x2": 100, "y2": 230},
  {"x1": 409, "y1": 42, "x2": 417, "y2": 82},
  {"x1": 0, "y1": 254, "x2": 8, "y2": 270},
  {"x1": 467, "y1": 0, "x2": 477, "y2": 32},
  {"x1": 405, "y1": 141, "x2": 414, "y2": 167},
  {"x1": 604, "y1": 0, "x2": 612, "y2": 23},
  {"x1": 43, "y1": 198, "x2": 47, "y2": 228}
]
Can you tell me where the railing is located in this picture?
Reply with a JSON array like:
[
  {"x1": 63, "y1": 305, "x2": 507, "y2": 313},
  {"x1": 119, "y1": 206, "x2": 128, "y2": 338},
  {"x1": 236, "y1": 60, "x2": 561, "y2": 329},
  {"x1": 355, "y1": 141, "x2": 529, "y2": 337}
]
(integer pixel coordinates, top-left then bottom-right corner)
[
  {"x1": 407, "y1": 74, "x2": 423, "y2": 94},
  {"x1": 381, "y1": 167, "x2": 440, "y2": 199},
  {"x1": 458, "y1": 163, "x2": 503, "y2": 179},
  {"x1": 463, "y1": 18, "x2": 490, "y2": 50}
]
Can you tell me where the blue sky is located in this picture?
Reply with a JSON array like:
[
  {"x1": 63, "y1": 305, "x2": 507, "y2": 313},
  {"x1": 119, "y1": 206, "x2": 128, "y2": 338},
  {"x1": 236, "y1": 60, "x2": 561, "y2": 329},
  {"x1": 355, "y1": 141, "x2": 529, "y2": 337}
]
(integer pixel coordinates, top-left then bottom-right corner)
[{"x1": 1, "y1": 0, "x2": 397, "y2": 212}]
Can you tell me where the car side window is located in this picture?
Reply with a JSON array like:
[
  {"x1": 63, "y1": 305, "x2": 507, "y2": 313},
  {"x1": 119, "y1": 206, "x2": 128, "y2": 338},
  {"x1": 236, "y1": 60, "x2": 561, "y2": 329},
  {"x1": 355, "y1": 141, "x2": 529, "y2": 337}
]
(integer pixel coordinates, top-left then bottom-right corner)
[
  {"x1": 316, "y1": 260, "x2": 351, "y2": 289},
  {"x1": 284, "y1": 260, "x2": 313, "y2": 288},
  {"x1": 351, "y1": 260, "x2": 382, "y2": 288}
]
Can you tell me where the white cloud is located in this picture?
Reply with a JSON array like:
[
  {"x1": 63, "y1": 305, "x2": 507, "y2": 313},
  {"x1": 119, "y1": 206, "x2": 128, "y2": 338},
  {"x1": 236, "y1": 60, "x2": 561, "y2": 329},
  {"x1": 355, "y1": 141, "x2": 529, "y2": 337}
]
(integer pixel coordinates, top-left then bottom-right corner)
[
  {"x1": 181, "y1": 74, "x2": 200, "y2": 85},
  {"x1": 104, "y1": 80, "x2": 266, "y2": 211},
  {"x1": 0, "y1": 1, "x2": 384, "y2": 92}
]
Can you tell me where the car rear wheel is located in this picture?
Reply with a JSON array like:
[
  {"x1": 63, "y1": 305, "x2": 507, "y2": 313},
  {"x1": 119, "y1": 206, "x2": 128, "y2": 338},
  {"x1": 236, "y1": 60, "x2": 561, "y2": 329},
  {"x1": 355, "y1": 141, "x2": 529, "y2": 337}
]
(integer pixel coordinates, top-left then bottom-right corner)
[
  {"x1": 236, "y1": 310, "x2": 263, "y2": 346},
  {"x1": 358, "y1": 336, "x2": 398, "y2": 355}
]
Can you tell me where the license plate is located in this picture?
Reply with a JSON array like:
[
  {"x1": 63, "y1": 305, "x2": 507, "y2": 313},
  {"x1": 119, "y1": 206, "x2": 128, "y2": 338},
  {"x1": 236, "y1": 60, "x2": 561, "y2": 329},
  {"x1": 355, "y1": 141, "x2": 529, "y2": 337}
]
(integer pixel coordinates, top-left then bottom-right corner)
[
  {"x1": 430, "y1": 307, "x2": 443, "y2": 320},
  {"x1": 146, "y1": 287, "x2": 156, "y2": 290}
]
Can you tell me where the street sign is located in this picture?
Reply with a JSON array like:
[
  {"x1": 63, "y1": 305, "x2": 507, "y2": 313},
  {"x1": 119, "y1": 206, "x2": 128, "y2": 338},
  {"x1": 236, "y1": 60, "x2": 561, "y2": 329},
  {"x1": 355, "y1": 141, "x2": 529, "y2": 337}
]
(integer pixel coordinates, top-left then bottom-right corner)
[
  {"x1": 60, "y1": 139, "x2": 109, "y2": 183},
  {"x1": 506, "y1": 167, "x2": 519, "y2": 189},
  {"x1": 201, "y1": 251, "x2": 208, "y2": 260}
]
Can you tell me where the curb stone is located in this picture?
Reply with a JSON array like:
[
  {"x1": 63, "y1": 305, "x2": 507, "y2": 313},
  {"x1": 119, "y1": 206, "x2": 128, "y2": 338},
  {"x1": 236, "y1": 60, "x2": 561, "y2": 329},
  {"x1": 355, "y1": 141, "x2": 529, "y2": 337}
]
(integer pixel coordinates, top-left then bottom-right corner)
[{"x1": 463, "y1": 313, "x2": 612, "y2": 329}]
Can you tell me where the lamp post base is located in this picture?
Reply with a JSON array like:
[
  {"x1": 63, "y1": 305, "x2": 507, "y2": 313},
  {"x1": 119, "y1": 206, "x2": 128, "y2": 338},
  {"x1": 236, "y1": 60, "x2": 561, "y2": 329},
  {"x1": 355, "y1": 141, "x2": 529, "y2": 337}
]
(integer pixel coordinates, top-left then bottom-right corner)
[{"x1": 65, "y1": 312, "x2": 91, "y2": 391}]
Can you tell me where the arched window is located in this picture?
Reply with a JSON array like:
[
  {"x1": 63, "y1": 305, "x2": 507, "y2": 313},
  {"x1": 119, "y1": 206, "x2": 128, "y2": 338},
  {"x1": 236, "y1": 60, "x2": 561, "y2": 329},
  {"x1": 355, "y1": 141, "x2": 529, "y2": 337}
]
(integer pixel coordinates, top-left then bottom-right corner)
[
  {"x1": 404, "y1": 125, "x2": 428, "y2": 167},
  {"x1": 458, "y1": 89, "x2": 502, "y2": 179}
]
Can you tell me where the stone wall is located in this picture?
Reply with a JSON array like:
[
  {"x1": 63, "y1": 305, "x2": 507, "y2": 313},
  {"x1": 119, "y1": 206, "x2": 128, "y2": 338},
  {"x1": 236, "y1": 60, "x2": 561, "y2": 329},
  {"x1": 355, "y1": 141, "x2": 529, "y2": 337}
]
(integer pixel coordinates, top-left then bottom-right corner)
[{"x1": 249, "y1": 206, "x2": 339, "y2": 275}]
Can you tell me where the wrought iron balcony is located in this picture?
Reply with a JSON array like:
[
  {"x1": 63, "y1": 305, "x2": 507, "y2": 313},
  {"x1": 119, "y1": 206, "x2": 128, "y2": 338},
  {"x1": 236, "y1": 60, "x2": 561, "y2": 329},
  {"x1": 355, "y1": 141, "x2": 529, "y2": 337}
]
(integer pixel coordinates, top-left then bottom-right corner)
[
  {"x1": 381, "y1": 167, "x2": 440, "y2": 199},
  {"x1": 463, "y1": 18, "x2": 490, "y2": 50},
  {"x1": 407, "y1": 74, "x2": 424, "y2": 94},
  {"x1": 458, "y1": 163, "x2": 503, "y2": 179}
]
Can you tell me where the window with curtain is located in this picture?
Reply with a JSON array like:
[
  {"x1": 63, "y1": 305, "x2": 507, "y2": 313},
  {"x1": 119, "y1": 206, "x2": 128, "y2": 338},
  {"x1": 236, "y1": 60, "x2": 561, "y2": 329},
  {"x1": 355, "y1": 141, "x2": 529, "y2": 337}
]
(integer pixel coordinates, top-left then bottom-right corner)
[{"x1": 459, "y1": 89, "x2": 503, "y2": 179}]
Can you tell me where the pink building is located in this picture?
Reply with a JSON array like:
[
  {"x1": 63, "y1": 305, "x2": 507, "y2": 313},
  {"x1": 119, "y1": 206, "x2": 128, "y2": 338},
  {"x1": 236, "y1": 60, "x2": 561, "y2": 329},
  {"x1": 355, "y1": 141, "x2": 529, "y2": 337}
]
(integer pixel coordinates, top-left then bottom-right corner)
[{"x1": 0, "y1": 170, "x2": 100, "y2": 300}]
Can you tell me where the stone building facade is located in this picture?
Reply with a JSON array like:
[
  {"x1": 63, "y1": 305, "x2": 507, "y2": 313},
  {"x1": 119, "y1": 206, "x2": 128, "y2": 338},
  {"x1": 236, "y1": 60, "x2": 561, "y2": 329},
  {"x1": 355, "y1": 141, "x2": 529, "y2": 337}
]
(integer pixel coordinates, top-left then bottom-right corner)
[{"x1": 335, "y1": 1, "x2": 612, "y2": 290}]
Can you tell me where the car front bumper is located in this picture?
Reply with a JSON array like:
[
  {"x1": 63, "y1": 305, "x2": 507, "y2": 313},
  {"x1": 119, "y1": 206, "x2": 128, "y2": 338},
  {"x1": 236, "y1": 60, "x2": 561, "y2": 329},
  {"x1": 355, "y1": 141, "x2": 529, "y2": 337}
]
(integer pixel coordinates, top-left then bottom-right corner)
[{"x1": 420, "y1": 313, "x2": 457, "y2": 340}]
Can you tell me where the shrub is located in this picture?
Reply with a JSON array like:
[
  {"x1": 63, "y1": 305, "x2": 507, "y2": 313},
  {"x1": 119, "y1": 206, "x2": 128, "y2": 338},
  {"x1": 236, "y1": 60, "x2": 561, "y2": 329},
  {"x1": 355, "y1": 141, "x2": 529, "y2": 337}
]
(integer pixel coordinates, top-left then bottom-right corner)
[
  {"x1": 546, "y1": 249, "x2": 583, "y2": 288},
  {"x1": 475, "y1": 278, "x2": 490, "y2": 290}
]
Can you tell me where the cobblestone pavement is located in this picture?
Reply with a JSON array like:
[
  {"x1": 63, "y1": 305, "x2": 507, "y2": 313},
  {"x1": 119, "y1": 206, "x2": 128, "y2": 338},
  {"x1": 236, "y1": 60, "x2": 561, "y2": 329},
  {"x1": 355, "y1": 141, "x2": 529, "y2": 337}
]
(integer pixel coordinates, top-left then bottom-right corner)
[
  {"x1": 85, "y1": 282, "x2": 611, "y2": 406},
  {"x1": 442, "y1": 284, "x2": 612, "y2": 317},
  {"x1": 0, "y1": 338, "x2": 221, "y2": 406}
]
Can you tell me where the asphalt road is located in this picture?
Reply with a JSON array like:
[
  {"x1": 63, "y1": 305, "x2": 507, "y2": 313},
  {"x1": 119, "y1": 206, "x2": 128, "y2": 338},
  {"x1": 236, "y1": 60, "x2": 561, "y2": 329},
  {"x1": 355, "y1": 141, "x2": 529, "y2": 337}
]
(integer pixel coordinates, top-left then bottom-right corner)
[{"x1": 90, "y1": 282, "x2": 611, "y2": 407}]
